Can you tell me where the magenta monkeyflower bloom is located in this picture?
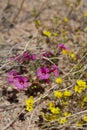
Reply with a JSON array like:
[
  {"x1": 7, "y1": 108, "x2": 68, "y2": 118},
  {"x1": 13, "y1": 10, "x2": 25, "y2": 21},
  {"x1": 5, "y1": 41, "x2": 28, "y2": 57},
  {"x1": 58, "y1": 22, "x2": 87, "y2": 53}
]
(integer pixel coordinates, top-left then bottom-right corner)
[
  {"x1": 37, "y1": 67, "x2": 50, "y2": 80},
  {"x1": 8, "y1": 70, "x2": 19, "y2": 83},
  {"x1": 51, "y1": 65, "x2": 59, "y2": 77},
  {"x1": 58, "y1": 44, "x2": 68, "y2": 52},
  {"x1": 22, "y1": 52, "x2": 31, "y2": 60},
  {"x1": 41, "y1": 51, "x2": 53, "y2": 58},
  {"x1": 22, "y1": 52, "x2": 37, "y2": 61},
  {"x1": 8, "y1": 70, "x2": 29, "y2": 90},
  {"x1": 30, "y1": 54, "x2": 37, "y2": 60},
  {"x1": 10, "y1": 52, "x2": 37, "y2": 62},
  {"x1": 13, "y1": 76, "x2": 28, "y2": 90}
]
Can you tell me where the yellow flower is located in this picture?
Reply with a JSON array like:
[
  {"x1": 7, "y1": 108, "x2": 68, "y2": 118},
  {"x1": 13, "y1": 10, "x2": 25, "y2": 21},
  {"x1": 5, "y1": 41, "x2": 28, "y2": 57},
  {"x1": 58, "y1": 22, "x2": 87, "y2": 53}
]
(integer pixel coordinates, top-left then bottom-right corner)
[
  {"x1": 59, "y1": 117, "x2": 67, "y2": 124},
  {"x1": 74, "y1": 85, "x2": 83, "y2": 93},
  {"x1": 63, "y1": 90, "x2": 72, "y2": 97},
  {"x1": 77, "y1": 80, "x2": 86, "y2": 87},
  {"x1": 55, "y1": 77, "x2": 63, "y2": 84},
  {"x1": 83, "y1": 115, "x2": 87, "y2": 122},
  {"x1": 63, "y1": 112, "x2": 71, "y2": 117},
  {"x1": 83, "y1": 96, "x2": 87, "y2": 102},
  {"x1": 69, "y1": 53, "x2": 76, "y2": 60},
  {"x1": 66, "y1": 1, "x2": 70, "y2": 6},
  {"x1": 81, "y1": 101, "x2": 84, "y2": 107},
  {"x1": 62, "y1": 100, "x2": 68, "y2": 105},
  {"x1": 84, "y1": 27, "x2": 87, "y2": 32},
  {"x1": 62, "y1": 49, "x2": 69, "y2": 55},
  {"x1": 61, "y1": 29, "x2": 67, "y2": 35},
  {"x1": 74, "y1": 80, "x2": 87, "y2": 93},
  {"x1": 52, "y1": 32, "x2": 58, "y2": 37},
  {"x1": 64, "y1": 17, "x2": 69, "y2": 23},
  {"x1": 35, "y1": 20, "x2": 41, "y2": 28},
  {"x1": 26, "y1": 96, "x2": 34, "y2": 112},
  {"x1": 84, "y1": 12, "x2": 87, "y2": 17},
  {"x1": 50, "y1": 107, "x2": 60, "y2": 114},
  {"x1": 43, "y1": 30, "x2": 51, "y2": 37},
  {"x1": 54, "y1": 90, "x2": 63, "y2": 98},
  {"x1": 76, "y1": 121, "x2": 82, "y2": 127},
  {"x1": 48, "y1": 102, "x2": 55, "y2": 110},
  {"x1": 42, "y1": 113, "x2": 58, "y2": 121},
  {"x1": 26, "y1": 105, "x2": 33, "y2": 112}
]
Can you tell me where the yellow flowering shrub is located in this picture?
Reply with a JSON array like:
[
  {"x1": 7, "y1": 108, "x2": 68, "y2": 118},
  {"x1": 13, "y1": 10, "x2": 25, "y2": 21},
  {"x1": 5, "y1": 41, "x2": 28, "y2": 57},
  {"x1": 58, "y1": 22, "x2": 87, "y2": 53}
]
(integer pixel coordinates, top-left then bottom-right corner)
[
  {"x1": 52, "y1": 32, "x2": 58, "y2": 37},
  {"x1": 43, "y1": 30, "x2": 51, "y2": 37},
  {"x1": 69, "y1": 52, "x2": 76, "y2": 60},
  {"x1": 76, "y1": 121, "x2": 82, "y2": 127},
  {"x1": 62, "y1": 49, "x2": 69, "y2": 55},
  {"x1": 83, "y1": 96, "x2": 87, "y2": 102},
  {"x1": 66, "y1": 1, "x2": 70, "y2": 6},
  {"x1": 77, "y1": 80, "x2": 86, "y2": 88},
  {"x1": 84, "y1": 27, "x2": 87, "y2": 32},
  {"x1": 58, "y1": 117, "x2": 67, "y2": 124},
  {"x1": 26, "y1": 96, "x2": 34, "y2": 112},
  {"x1": 83, "y1": 115, "x2": 87, "y2": 122},
  {"x1": 63, "y1": 17, "x2": 69, "y2": 23},
  {"x1": 48, "y1": 102, "x2": 55, "y2": 110},
  {"x1": 62, "y1": 99, "x2": 68, "y2": 105},
  {"x1": 42, "y1": 113, "x2": 59, "y2": 121},
  {"x1": 74, "y1": 80, "x2": 87, "y2": 93},
  {"x1": 54, "y1": 90, "x2": 63, "y2": 98},
  {"x1": 35, "y1": 20, "x2": 41, "y2": 28},
  {"x1": 74, "y1": 85, "x2": 83, "y2": 93},
  {"x1": 84, "y1": 12, "x2": 87, "y2": 17},
  {"x1": 63, "y1": 112, "x2": 71, "y2": 117},
  {"x1": 50, "y1": 107, "x2": 60, "y2": 114},
  {"x1": 63, "y1": 90, "x2": 72, "y2": 97},
  {"x1": 55, "y1": 77, "x2": 63, "y2": 84}
]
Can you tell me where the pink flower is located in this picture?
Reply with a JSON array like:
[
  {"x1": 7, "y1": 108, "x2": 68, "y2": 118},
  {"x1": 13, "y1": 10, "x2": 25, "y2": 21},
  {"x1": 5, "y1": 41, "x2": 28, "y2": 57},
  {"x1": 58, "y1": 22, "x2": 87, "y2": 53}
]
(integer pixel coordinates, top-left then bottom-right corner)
[
  {"x1": 8, "y1": 70, "x2": 28, "y2": 90},
  {"x1": 14, "y1": 76, "x2": 28, "y2": 90},
  {"x1": 22, "y1": 52, "x2": 31, "y2": 60},
  {"x1": 30, "y1": 54, "x2": 37, "y2": 60},
  {"x1": 58, "y1": 44, "x2": 68, "y2": 52},
  {"x1": 10, "y1": 51, "x2": 37, "y2": 62},
  {"x1": 8, "y1": 70, "x2": 19, "y2": 83},
  {"x1": 41, "y1": 51, "x2": 53, "y2": 58},
  {"x1": 37, "y1": 67, "x2": 50, "y2": 80},
  {"x1": 51, "y1": 65, "x2": 59, "y2": 77}
]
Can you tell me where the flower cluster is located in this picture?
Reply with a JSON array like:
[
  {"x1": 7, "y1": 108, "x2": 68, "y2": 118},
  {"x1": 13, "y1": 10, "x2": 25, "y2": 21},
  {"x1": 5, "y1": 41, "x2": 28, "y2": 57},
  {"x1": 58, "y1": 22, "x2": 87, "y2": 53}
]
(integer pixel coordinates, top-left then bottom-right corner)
[
  {"x1": 37, "y1": 65, "x2": 59, "y2": 81},
  {"x1": 58, "y1": 117, "x2": 67, "y2": 124},
  {"x1": 83, "y1": 115, "x2": 87, "y2": 122},
  {"x1": 26, "y1": 96, "x2": 34, "y2": 112},
  {"x1": 43, "y1": 30, "x2": 51, "y2": 37},
  {"x1": 10, "y1": 51, "x2": 37, "y2": 63},
  {"x1": 48, "y1": 102, "x2": 60, "y2": 114},
  {"x1": 58, "y1": 44, "x2": 76, "y2": 59},
  {"x1": 45, "y1": 102, "x2": 71, "y2": 124},
  {"x1": 74, "y1": 80, "x2": 87, "y2": 93},
  {"x1": 37, "y1": 67, "x2": 50, "y2": 80},
  {"x1": 63, "y1": 17, "x2": 69, "y2": 23},
  {"x1": 55, "y1": 77, "x2": 63, "y2": 84},
  {"x1": 8, "y1": 70, "x2": 28, "y2": 90},
  {"x1": 58, "y1": 44, "x2": 69, "y2": 55},
  {"x1": 54, "y1": 90, "x2": 63, "y2": 98},
  {"x1": 54, "y1": 90, "x2": 72, "y2": 98},
  {"x1": 41, "y1": 51, "x2": 53, "y2": 58}
]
